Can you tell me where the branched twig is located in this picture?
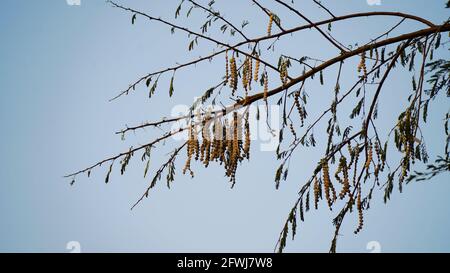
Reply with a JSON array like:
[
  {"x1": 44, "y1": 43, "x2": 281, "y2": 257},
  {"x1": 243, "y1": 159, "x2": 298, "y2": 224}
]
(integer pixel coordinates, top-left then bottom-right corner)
[
  {"x1": 110, "y1": 9, "x2": 436, "y2": 100},
  {"x1": 188, "y1": 0, "x2": 250, "y2": 41},
  {"x1": 312, "y1": 0, "x2": 336, "y2": 18},
  {"x1": 251, "y1": 0, "x2": 285, "y2": 31},
  {"x1": 274, "y1": 0, "x2": 347, "y2": 52},
  {"x1": 131, "y1": 143, "x2": 187, "y2": 210},
  {"x1": 107, "y1": 1, "x2": 284, "y2": 80}
]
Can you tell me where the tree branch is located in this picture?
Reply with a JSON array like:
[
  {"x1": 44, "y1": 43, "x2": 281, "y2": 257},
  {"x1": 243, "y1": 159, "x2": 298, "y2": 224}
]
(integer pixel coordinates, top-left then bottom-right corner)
[
  {"x1": 110, "y1": 10, "x2": 436, "y2": 100},
  {"x1": 251, "y1": 0, "x2": 285, "y2": 31},
  {"x1": 274, "y1": 0, "x2": 347, "y2": 52},
  {"x1": 239, "y1": 24, "x2": 450, "y2": 108},
  {"x1": 188, "y1": 0, "x2": 250, "y2": 41},
  {"x1": 107, "y1": 1, "x2": 283, "y2": 79}
]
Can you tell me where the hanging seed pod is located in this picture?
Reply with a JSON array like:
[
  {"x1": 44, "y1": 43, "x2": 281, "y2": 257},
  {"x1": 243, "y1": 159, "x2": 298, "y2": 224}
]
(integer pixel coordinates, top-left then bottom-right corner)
[
  {"x1": 226, "y1": 119, "x2": 233, "y2": 160},
  {"x1": 248, "y1": 56, "x2": 253, "y2": 91},
  {"x1": 374, "y1": 141, "x2": 381, "y2": 163},
  {"x1": 182, "y1": 154, "x2": 193, "y2": 177},
  {"x1": 225, "y1": 50, "x2": 229, "y2": 85},
  {"x1": 338, "y1": 157, "x2": 350, "y2": 199},
  {"x1": 211, "y1": 118, "x2": 221, "y2": 161},
  {"x1": 243, "y1": 112, "x2": 251, "y2": 159},
  {"x1": 279, "y1": 60, "x2": 284, "y2": 84},
  {"x1": 184, "y1": 124, "x2": 193, "y2": 159},
  {"x1": 363, "y1": 64, "x2": 367, "y2": 80},
  {"x1": 237, "y1": 113, "x2": 243, "y2": 162},
  {"x1": 313, "y1": 176, "x2": 321, "y2": 209},
  {"x1": 242, "y1": 57, "x2": 249, "y2": 95},
  {"x1": 347, "y1": 143, "x2": 353, "y2": 160},
  {"x1": 365, "y1": 142, "x2": 373, "y2": 170},
  {"x1": 229, "y1": 56, "x2": 234, "y2": 84},
  {"x1": 219, "y1": 122, "x2": 227, "y2": 164},
  {"x1": 354, "y1": 186, "x2": 364, "y2": 234},
  {"x1": 267, "y1": 13, "x2": 273, "y2": 36},
  {"x1": 289, "y1": 122, "x2": 297, "y2": 140},
  {"x1": 224, "y1": 119, "x2": 232, "y2": 174},
  {"x1": 294, "y1": 91, "x2": 306, "y2": 126},
  {"x1": 294, "y1": 91, "x2": 301, "y2": 111},
  {"x1": 357, "y1": 54, "x2": 363, "y2": 72},
  {"x1": 203, "y1": 116, "x2": 212, "y2": 167},
  {"x1": 229, "y1": 57, "x2": 234, "y2": 89},
  {"x1": 234, "y1": 113, "x2": 240, "y2": 156},
  {"x1": 375, "y1": 48, "x2": 379, "y2": 65},
  {"x1": 225, "y1": 113, "x2": 240, "y2": 183},
  {"x1": 357, "y1": 52, "x2": 368, "y2": 80},
  {"x1": 183, "y1": 124, "x2": 195, "y2": 177},
  {"x1": 254, "y1": 53, "x2": 260, "y2": 82},
  {"x1": 233, "y1": 112, "x2": 240, "y2": 160},
  {"x1": 193, "y1": 124, "x2": 200, "y2": 161},
  {"x1": 334, "y1": 158, "x2": 344, "y2": 186},
  {"x1": 200, "y1": 122, "x2": 207, "y2": 163},
  {"x1": 329, "y1": 180, "x2": 337, "y2": 203},
  {"x1": 352, "y1": 145, "x2": 360, "y2": 186},
  {"x1": 279, "y1": 60, "x2": 288, "y2": 86},
  {"x1": 321, "y1": 159, "x2": 333, "y2": 209},
  {"x1": 204, "y1": 140, "x2": 211, "y2": 167},
  {"x1": 263, "y1": 71, "x2": 268, "y2": 102},
  {"x1": 229, "y1": 55, "x2": 238, "y2": 95},
  {"x1": 210, "y1": 120, "x2": 217, "y2": 161}
]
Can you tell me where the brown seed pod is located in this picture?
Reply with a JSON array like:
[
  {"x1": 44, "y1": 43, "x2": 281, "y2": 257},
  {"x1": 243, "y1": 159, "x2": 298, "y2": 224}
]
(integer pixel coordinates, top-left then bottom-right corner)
[
  {"x1": 219, "y1": 123, "x2": 227, "y2": 164},
  {"x1": 225, "y1": 113, "x2": 240, "y2": 178},
  {"x1": 204, "y1": 140, "x2": 211, "y2": 167},
  {"x1": 294, "y1": 91, "x2": 301, "y2": 112},
  {"x1": 313, "y1": 176, "x2": 321, "y2": 209},
  {"x1": 293, "y1": 91, "x2": 306, "y2": 126},
  {"x1": 248, "y1": 56, "x2": 253, "y2": 91},
  {"x1": 242, "y1": 57, "x2": 249, "y2": 95},
  {"x1": 321, "y1": 159, "x2": 333, "y2": 209},
  {"x1": 211, "y1": 118, "x2": 221, "y2": 161},
  {"x1": 338, "y1": 157, "x2": 350, "y2": 199},
  {"x1": 254, "y1": 53, "x2": 260, "y2": 82},
  {"x1": 233, "y1": 112, "x2": 240, "y2": 160},
  {"x1": 229, "y1": 55, "x2": 238, "y2": 94},
  {"x1": 354, "y1": 186, "x2": 364, "y2": 234},
  {"x1": 329, "y1": 180, "x2": 337, "y2": 203},
  {"x1": 267, "y1": 13, "x2": 273, "y2": 36},
  {"x1": 193, "y1": 125, "x2": 200, "y2": 161},
  {"x1": 202, "y1": 116, "x2": 212, "y2": 167},
  {"x1": 365, "y1": 142, "x2": 373, "y2": 170},
  {"x1": 263, "y1": 71, "x2": 268, "y2": 102},
  {"x1": 243, "y1": 112, "x2": 251, "y2": 159},
  {"x1": 226, "y1": 119, "x2": 233, "y2": 159},
  {"x1": 279, "y1": 60, "x2": 288, "y2": 86},
  {"x1": 358, "y1": 53, "x2": 368, "y2": 80},
  {"x1": 225, "y1": 50, "x2": 229, "y2": 85},
  {"x1": 289, "y1": 122, "x2": 297, "y2": 140},
  {"x1": 183, "y1": 124, "x2": 195, "y2": 177},
  {"x1": 352, "y1": 145, "x2": 360, "y2": 186},
  {"x1": 200, "y1": 122, "x2": 207, "y2": 163}
]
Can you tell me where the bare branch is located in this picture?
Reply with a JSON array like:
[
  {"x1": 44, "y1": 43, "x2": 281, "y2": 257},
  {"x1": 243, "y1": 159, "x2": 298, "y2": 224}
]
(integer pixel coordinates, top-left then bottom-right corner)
[{"x1": 312, "y1": 0, "x2": 336, "y2": 18}]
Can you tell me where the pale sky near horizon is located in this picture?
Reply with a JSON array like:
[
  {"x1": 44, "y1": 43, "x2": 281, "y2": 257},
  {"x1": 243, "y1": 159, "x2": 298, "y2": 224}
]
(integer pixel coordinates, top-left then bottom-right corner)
[{"x1": 0, "y1": 0, "x2": 449, "y2": 252}]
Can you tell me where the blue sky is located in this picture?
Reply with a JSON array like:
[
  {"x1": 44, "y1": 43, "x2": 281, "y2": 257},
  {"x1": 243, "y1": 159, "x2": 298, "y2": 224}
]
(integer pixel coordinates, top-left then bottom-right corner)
[{"x1": 0, "y1": 0, "x2": 449, "y2": 252}]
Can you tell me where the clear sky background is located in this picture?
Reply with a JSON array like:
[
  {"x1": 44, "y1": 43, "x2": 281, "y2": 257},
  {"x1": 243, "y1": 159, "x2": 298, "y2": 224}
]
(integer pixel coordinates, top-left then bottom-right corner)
[{"x1": 0, "y1": 0, "x2": 449, "y2": 253}]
